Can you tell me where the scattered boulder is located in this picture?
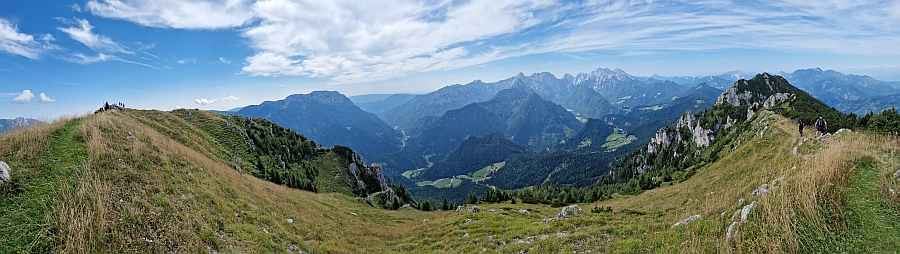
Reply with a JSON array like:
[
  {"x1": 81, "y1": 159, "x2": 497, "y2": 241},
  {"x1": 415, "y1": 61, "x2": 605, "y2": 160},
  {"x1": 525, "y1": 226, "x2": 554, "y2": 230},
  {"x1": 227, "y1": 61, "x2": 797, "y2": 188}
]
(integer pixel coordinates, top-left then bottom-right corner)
[
  {"x1": 835, "y1": 128, "x2": 852, "y2": 135},
  {"x1": 464, "y1": 219, "x2": 473, "y2": 224},
  {"x1": 350, "y1": 212, "x2": 358, "y2": 217},
  {"x1": 423, "y1": 219, "x2": 428, "y2": 223},
  {"x1": 289, "y1": 244, "x2": 299, "y2": 253},
  {"x1": 740, "y1": 201, "x2": 758, "y2": 222},
  {"x1": 726, "y1": 221, "x2": 740, "y2": 240},
  {"x1": 893, "y1": 170, "x2": 900, "y2": 179},
  {"x1": 488, "y1": 209, "x2": 497, "y2": 213},
  {"x1": 456, "y1": 205, "x2": 465, "y2": 212},
  {"x1": 751, "y1": 184, "x2": 769, "y2": 196},
  {"x1": 468, "y1": 206, "x2": 481, "y2": 213},
  {"x1": 541, "y1": 218, "x2": 554, "y2": 224},
  {"x1": 286, "y1": 219, "x2": 293, "y2": 224},
  {"x1": 235, "y1": 166, "x2": 242, "y2": 173},
  {"x1": 555, "y1": 205, "x2": 582, "y2": 219},
  {"x1": 0, "y1": 161, "x2": 10, "y2": 184},
  {"x1": 519, "y1": 209, "x2": 530, "y2": 215},
  {"x1": 771, "y1": 176, "x2": 785, "y2": 187},
  {"x1": 672, "y1": 214, "x2": 702, "y2": 227}
]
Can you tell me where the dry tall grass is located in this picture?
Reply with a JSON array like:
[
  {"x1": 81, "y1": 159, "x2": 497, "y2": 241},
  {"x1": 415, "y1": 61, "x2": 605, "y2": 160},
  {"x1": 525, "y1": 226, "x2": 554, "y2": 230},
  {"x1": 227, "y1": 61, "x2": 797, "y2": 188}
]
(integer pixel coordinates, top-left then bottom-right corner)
[
  {"x1": 45, "y1": 111, "x2": 435, "y2": 252},
  {"x1": 746, "y1": 130, "x2": 900, "y2": 253}
]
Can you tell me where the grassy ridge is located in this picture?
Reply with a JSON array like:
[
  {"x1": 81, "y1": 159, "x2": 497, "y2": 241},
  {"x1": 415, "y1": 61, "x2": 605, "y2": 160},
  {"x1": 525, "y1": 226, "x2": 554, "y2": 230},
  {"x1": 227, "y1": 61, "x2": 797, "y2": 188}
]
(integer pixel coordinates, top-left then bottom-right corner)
[
  {"x1": 2, "y1": 108, "x2": 898, "y2": 252},
  {"x1": 0, "y1": 118, "x2": 84, "y2": 253}
]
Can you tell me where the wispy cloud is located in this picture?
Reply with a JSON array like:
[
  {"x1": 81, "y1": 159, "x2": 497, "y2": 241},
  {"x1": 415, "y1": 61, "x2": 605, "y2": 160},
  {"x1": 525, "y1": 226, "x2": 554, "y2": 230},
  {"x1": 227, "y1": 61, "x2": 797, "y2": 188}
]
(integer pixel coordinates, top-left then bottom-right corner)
[
  {"x1": 0, "y1": 18, "x2": 55, "y2": 59},
  {"x1": 58, "y1": 18, "x2": 131, "y2": 54},
  {"x1": 65, "y1": 52, "x2": 157, "y2": 69},
  {"x1": 222, "y1": 95, "x2": 239, "y2": 101},
  {"x1": 84, "y1": 0, "x2": 900, "y2": 84},
  {"x1": 11, "y1": 90, "x2": 34, "y2": 104},
  {"x1": 218, "y1": 57, "x2": 231, "y2": 64}
]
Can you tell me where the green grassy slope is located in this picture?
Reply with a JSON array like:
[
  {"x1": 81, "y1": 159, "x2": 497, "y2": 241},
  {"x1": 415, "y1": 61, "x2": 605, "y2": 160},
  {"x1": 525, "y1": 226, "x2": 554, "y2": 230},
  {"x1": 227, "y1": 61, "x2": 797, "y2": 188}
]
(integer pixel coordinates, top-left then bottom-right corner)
[{"x1": 2, "y1": 108, "x2": 898, "y2": 252}]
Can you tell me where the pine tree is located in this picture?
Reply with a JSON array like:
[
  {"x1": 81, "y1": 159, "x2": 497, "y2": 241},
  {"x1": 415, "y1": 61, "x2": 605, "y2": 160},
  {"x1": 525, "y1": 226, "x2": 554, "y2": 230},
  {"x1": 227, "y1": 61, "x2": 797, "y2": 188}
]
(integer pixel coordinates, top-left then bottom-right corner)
[
  {"x1": 421, "y1": 200, "x2": 431, "y2": 211},
  {"x1": 441, "y1": 197, "x2": 450, "y2": 210}
]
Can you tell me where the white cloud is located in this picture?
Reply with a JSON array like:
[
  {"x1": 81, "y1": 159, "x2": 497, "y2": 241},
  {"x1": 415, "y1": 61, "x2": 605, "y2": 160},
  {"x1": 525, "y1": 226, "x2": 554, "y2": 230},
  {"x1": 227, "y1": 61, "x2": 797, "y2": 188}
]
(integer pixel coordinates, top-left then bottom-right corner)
[
  {"x1": 72, "y1": 4, "x2": 83, "y2": 12},
  {"x1": 58, "y1": 18, "x2": 131, "y2": 54},
  {"x1": 0, "y1": 19, "x2": 54, "y2": 59},
  {"x1": 84, "y1": 0, "x2": 900, "y2": 84},
  {"x1": 195, "y1": 98, "x2": 217, "y2": 105},
  {"x1": 218, "y1": 57, "x2": 231, "y2": 64},
  {"x1": 39, "y1": 93, "x2": 56, "y2": 104},
  {"x1": 87, "y1": 0, "x2": 255, "y2": 29},
  {"x1": 11, "y1": 90, "x2": 35, "y2": 104},
  {"x1": 222, "y1": 95, "x2": 239, "y2": 101}
]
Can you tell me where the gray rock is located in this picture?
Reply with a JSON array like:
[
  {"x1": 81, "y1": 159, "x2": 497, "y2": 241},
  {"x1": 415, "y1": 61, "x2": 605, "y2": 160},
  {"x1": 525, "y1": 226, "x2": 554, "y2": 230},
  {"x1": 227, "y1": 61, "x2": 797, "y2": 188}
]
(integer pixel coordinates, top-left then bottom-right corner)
[
  {"x1": 541, "y1": 218, "x2": 554, "y2": 223},
  {"x1": 835, "y1": 128, "x2": 852, "y2": 135},
  {"x1": 488, "y1": 209, "x2": 497, "y2": 213},
  {"x1": 672, "y1": 214, "x2": 702, "y2": 227},
  {"x1": 235, "y1": 165, "x2": 242, "y2": 173},
  {"x1": 519, "y1": 209, "x2": 530, "y2": 215},
  {"x1": 350, "y1": 212, "x2": 358, "y2": 216},
  {"x1": 456, "y1": 205, "x2": 465, "y2": 212},
  {"x1": 740, "y1": 201, "x2": 758, "y2": 222},
  {"x1": 0, "y1": 161, "x2": 10, "y2": 184},
  {"x1": 236, "y1": 157, "x2": 242, "y2": 163},
  {"x1": 286, "y1": 219, "x2": 293, "y2": 224},
  {"x1": 289, "y1": 244, "x2": 299, "y2": 252},
  {"x1": 468, "y1": 206, "x2": 481, "y2": 213},
  {"x1": 555, "y1": 205, "x2": 582, "y2": 219},
  {"x1": 893, "y1": 170, "x2": 900, "y2": 179},
  {"x1": 751, "y1": 183, "x2": 769, "y2": 196},
  {"x1": 726, "y1": 221, "x2": 740, "y2": 240},
  {"x1": 464, "y1": 219, "x2": 473, "y2": 224}
]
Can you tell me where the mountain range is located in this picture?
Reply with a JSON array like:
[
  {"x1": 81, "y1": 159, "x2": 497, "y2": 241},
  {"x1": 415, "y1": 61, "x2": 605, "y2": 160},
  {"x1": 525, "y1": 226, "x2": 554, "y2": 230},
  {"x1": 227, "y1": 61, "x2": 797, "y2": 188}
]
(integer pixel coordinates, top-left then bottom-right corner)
[
  {"x1": 234, "y1": 91, "x2": 402, "y2": 160},
  {"x1": 0, "y1": 118, "x2": 42, "y2": 134},
  {"x1": 382, "y1": 68, "x2": 697, "y2": 131}
]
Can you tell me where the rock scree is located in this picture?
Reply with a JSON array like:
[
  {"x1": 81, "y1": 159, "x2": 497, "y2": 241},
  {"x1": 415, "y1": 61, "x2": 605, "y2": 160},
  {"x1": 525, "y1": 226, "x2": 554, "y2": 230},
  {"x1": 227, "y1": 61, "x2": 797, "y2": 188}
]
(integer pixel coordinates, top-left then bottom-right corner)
[{"x1": 0, "y1": 161, "x2": 10, "y2": 184}]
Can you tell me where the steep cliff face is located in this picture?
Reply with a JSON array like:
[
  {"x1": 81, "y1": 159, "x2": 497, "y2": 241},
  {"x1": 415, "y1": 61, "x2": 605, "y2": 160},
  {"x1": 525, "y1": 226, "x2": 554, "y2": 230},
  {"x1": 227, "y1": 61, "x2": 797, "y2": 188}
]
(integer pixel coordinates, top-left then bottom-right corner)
[
  {"x1": 604, "y1": 73, "x2": 817, "y2": 185},
  {"x1": 346, "y1": 152, "x2": 389, "y2": 194}
]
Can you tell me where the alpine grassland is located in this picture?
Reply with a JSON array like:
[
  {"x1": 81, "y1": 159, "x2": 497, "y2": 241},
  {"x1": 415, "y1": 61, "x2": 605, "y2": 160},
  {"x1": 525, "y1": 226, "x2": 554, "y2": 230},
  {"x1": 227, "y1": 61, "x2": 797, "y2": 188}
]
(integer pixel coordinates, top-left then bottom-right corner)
[{"x1": 1, "y1": 108, "x2": 897, "y2": 253}]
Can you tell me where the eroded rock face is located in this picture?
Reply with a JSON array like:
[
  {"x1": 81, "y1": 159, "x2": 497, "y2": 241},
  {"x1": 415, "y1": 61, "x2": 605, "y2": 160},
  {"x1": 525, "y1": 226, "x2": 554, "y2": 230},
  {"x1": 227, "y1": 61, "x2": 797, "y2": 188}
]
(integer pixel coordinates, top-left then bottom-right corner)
[
  {"x1": 345, "y1": 153, "x2": 389, "y2": 193},
  {"x1": 0, "y1": 161, "x2": 10, "y2": 184},
  {"x1": 648, "y1": 128, "x2": 680, "y2": 154},
  {"x1": 716, "y1": 86, "x2": 754, "y2": 106},
  {"x1": 763, "y1": 93, "x2": 792, "y2": 109},
  {"x1": 675, "y1": 111, "x2": 714, "y2": 148}
]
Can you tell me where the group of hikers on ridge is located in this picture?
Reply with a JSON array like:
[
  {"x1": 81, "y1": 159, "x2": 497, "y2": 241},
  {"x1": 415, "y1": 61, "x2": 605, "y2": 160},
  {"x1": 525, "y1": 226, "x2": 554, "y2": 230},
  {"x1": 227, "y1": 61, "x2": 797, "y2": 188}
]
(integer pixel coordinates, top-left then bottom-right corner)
[
  {"x1": 94, "y1": 101, "x2": 126, "y2": 114},
  {"x1": 798, "y1": 115, "x2": 827, "y2": 137}
]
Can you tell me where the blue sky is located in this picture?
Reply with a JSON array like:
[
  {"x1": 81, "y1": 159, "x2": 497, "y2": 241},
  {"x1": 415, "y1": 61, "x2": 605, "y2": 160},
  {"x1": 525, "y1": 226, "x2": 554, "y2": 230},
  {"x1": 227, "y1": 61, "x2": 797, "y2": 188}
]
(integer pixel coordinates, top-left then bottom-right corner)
[{"x1": 1, "y1": 0, "x2": 899, "y2": 119}]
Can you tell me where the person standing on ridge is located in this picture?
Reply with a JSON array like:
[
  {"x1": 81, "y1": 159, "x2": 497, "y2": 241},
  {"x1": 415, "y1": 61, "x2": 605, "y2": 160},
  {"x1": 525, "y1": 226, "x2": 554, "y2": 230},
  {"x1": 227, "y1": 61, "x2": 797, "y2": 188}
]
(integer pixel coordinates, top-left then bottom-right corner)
[
  {"x1": 815, "y1": 115, "x2": 827, "y2": 137},
  {"x1": 798, "y1": 119, "x2": 804, "y2": 137}
]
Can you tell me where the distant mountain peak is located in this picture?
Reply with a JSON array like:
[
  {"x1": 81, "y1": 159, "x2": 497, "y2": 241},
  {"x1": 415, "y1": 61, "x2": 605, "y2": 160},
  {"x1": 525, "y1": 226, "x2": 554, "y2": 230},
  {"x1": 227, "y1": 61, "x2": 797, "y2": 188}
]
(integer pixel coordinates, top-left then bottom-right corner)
[{"x1": 285, "y1": 91, "x2": 354, "y2": 106}]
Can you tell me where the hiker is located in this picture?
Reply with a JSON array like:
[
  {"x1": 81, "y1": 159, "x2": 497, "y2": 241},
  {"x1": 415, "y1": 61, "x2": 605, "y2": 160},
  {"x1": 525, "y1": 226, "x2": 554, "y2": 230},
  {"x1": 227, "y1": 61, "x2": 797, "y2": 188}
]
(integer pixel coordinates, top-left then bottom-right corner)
[
  {"x1": 798, "y1": 119, "x2": 804, "y2": 137},
  {"x1": 815, "y1": 115, "x2": 827, "y2": 137}
]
